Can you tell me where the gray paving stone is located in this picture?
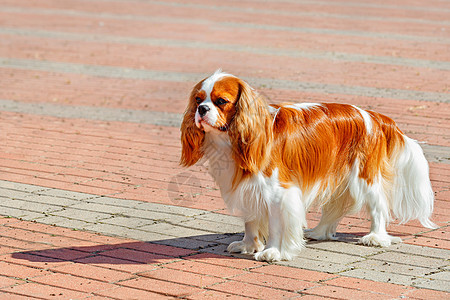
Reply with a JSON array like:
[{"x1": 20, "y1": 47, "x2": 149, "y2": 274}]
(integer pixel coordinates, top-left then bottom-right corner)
[
  {"x1": 19, "y1": 211, "x2": 50, "y2": 221},
  {"x1": 69, "y1": 202, "x2": 129, "y2": 215},
  {"x1": 307, "y1": 240, "x2": 384, "y2": 257},
  {"x1": 99, "y1": 216, "x2": 156, "y2": 228},
  {"x1": 37, "y1": 188, "x2": 94, "y2": 201},
  {"x1": 152, "y1": 237, "x2": 219, "y2": 250},
  {"x1": 4, "y1": 57, "x2": 450, "y2": 103},
  {"x1": 195, "y1": 213, "x2": 243, "y2": 226},
  {"x1": 138, "y1": 231, "x2": 175, "y2": 242},
  {"x1": 23, "y1": 194, "x2": 79, "y2": 207},
  {"x1": 122, "y1": 209, "x2": 188, "y2": 224},
  {"x1": 193, "y1": 233, "x2": 238, "y2": 244},
  {"x1": 389, "y1": 243, "x2": 450, "y2": 260},
  {"x1": 180, "y1": 218, "x2": 242, "y2": 234},
  {"x1": 0, "y1": 190, "x2": 32, "y2": 200},
  {"x1": 51, "y1": 207, "x2": 111, "y2": 222},
  {"x1": 208, "y1": 249, "x2": 257, "y2": 261},
  {"x1": 0, "y1": 180, "x2": 47, "y2": 193},
  {"x1": 370, "y1": 252, "x2": 447, "y2": 269},
  {"x1": 297, "y1": 247, "x2": 363, "y2": 265},
  {"x1": 82, "y1": 222, "x2": 131, "y2": 237},
  {"x1": 139, "y1": 223, "x2": 214, "y2": 238},
  {"x1": 350, "y1": 259, "x2": 433, "y2": 277},
  {"x1": 414, "y1": 278, "x2": 450, "y2": 292},
  {"x1": 427, "y1": 270, "x2": 450, "y2": 281},
  {"x1": 199, "y1": 244, "x2": 231, "y2": 256},
  {"x1": 0, "y1": 198, "x2": 62, "y2": 214},
  {"x1": 83, "y1": 222, "x2": 172, "y2": 241},
  {"x1": 279, "y1": 257, "x2": 350, "y2": 274},
  {"x1": 4, "y1": 27, "x2": 450, "y2": 71},
  {"x1": 34, "y1": 215, "x2": 92, "y2": 229},
  {"x1": 90, "y1": 196, "x2": 142, "y2": 208},
  {"x1": 340, "y1": 268, "x2": 419, "y2": 286},
  {"x1": 136, "y1": 202, "x2": 206, "y2": 217},
  {"x1": 0, "y1": 206, "x2": 34, "y2": 218}
]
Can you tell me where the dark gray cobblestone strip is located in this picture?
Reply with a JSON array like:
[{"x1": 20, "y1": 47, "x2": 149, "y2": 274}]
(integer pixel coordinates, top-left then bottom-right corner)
[
  {"x1": 2, "y1": 5, "x2": 449, "y2": 44},
  {"x1": 0, "y1": 99, "x2": 182, "y2": 127},
  {"x1": 2, "y1": 27, "x2": 450, "y2": 70},
  {"x1": 1, "y1": 58, "x2": 449, "y2": 103},
  {"x1": 141, "y1": 0, "x2": 450, "y2": 15}
]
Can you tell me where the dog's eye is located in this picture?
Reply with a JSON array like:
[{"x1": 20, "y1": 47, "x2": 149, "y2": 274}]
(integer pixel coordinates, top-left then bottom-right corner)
[
  {"x1": 216, "y1": 98, "x2": 228, "y2": 105},
  {"x1": 195, "y1": 97, "x2": 202, "y2": 104}
]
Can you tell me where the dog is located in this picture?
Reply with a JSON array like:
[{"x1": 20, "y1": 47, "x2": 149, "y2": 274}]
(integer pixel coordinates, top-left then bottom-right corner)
[{"x1": 180, "y1": 70, "x2": 435, "y2": 262}]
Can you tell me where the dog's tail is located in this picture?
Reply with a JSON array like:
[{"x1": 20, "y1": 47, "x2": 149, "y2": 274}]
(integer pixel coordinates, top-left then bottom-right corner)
[{"x1": 390, "y1": 135, "x2": 436, "y2": 228}]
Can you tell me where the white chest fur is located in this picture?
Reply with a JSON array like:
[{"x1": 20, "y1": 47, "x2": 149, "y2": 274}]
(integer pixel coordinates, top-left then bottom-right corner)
[
  {"x1": 202, "y1": 132, "x2": 282, "y2": 221},
  {"x1": 202, "y1": 132, "x2": 236, "y2": 194}
]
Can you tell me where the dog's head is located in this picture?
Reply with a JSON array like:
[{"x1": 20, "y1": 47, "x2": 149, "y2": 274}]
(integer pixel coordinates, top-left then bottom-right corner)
[{"x1": 180, "y1": 70, "x2": 273, "y2": 174}]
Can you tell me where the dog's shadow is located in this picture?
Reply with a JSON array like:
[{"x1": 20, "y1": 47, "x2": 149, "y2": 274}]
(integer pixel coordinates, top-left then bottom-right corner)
[
  {"x1": 306, "y1": 232, "x2": 362, "y2": 244},
  {"x1": 11, "y1": 231, "x2": 395, "y2": 266},
  {"x1": 11, "y1": 234, "x2": 238, "y2": 265}
]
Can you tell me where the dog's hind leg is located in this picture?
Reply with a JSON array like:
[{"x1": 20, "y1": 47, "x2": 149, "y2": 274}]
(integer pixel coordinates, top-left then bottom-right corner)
[
  {"x1": 357, "y1": 178, "x2": 402, "y2": 247},
  {"x1": 305, "y1": 190, "x2": 352, "y2": 241},
  {"x1": 305, "y1": 204, "x2": 343, "y2": 241}
]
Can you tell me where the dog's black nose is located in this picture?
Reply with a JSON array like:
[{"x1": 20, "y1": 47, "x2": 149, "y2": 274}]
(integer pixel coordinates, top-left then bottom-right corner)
[{"x1": 198, "y1": 105, "x2": 210, "y2": 116}]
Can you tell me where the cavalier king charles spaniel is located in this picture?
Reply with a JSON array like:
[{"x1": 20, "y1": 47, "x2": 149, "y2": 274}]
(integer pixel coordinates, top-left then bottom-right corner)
[{"x1": 180, "y1": 70, "x2": 435, "y2": 262}]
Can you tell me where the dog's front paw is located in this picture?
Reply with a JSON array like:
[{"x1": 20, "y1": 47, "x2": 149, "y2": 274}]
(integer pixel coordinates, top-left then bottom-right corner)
[
  {"x1": 359, "y1": 233, "x2": 402, "y2": 247},
  {"x1": 254, "y1": 248, "x2": 281, "y2": 262},
  {"x1": 227, "y1": 240, "x2": 264, "y2": 254}
]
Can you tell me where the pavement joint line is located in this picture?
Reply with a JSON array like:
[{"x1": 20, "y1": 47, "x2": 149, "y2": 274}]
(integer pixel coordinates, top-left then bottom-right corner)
[
  {"x1": 3, "y1": 6, "x2": 450, "y2": 44},
  {"x1": 2, "y1": 59, "x2": 449, "y2": 103},
  {"x1": 3, "y1": 27, "x2": 450, "y2": 71},
  {"x1": 410, "y1": 225, "x2": 449, "y2": 237}
]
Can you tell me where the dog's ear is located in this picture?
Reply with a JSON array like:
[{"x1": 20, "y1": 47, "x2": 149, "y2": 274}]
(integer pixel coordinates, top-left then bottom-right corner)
[
  {"x1": 180, "y1": 81, "x2": 205, "y2": 167},
  {"x1": 229, "y1": 79, "x2": 273, "y2": 175}
]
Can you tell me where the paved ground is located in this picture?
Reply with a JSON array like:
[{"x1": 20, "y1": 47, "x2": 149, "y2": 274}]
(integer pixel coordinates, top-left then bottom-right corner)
[{"x1": 0, "y1": 0, "x2": 449, "y2": 299}]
